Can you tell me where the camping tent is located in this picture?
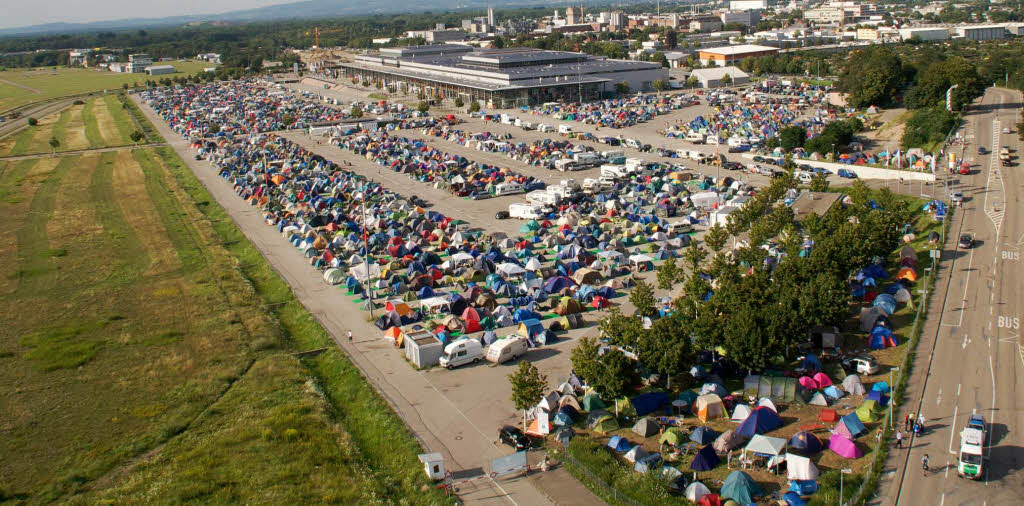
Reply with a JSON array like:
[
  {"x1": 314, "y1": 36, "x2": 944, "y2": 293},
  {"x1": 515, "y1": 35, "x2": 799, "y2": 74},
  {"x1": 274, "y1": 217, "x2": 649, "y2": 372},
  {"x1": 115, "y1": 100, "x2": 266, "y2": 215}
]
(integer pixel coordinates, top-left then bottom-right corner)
[
  {"x1": 808, "y1": 392, "x2": 830, "y2": 406},
  {"x1": 786, "y1": 453, "x2": 820, "y2": 481},
  {"x1": 631, "y1": 392, "x2": 670, "y2": 416},
  {"x1": 592, "y1": 415, "x2": 619, "y2": 434},
  {"x1": 788, "y1": 432, "x2": 824, "y2": 454},
  {"x1": 812, "y1": 372, "x2": 833, "y2": 388},
  {"x1": 659, "y1": 427, "x2": 685, "y2": 447},
  {"x1": 856, "y1": 400, "x2": 884, "y2": 422},
  {"x1": 607, "y1": 435, "x2": 633, "y2": 452},
  {"x1": 756, "y1": 397, "x2": 778, "y2": 413},
  {"x1": 835, "y1": 413, "x2": 867, "y2": 439},
  {"x1": 818, "y1": 409, "x2": 839, "y2": 423},
  {"x1": 713, "y1": 430, "x2": 744, "y2": 453},
  {"x1": 634, "y1": 453, "x2": 662, "y2": 474},
  {"x1": 782, "y1": 491, "x2": 807, "y2": 506},
  {"x1": 696, "y1": 493, "x2": 723, "y2": 506},
  {"x1": 736, "y1": 406, "x2": 782, "y2": 437},
  {"x1": 829, "y1": 434, "x2": 864, "y2": 459},
  {"x1": 743, "y1": 434, "x2": 787, "y2": 460},
  {"x1": 866, "y1": 390, "x2": 889, "y2": 406},
  {"x1": 842, "y1": 375, "x2": 867, "y2": 395},
  {"x1": 581, "y1": 394, "x2": 605, "y2": 412},
  {"x1": 690, "y1": 444, "x2": 720, "y2": 471},
  {"x1": 690, "y1": 426, "x2": 719, "y2": 445},
  {"x1": 721, "y1": 471, "x2": 763, "y2": 505},
  {"x1": 539, "y1": 391, "x2": 561, "y2": 411},
  {"x1": 695, "y1": 394, "x2": 726, "y2": 422},
  {"x1": 624, "y1": 445, "x2": 649, "y2": 464},
  {"x1": 553, "y1": 405, "x2": 577, "y2": 426},
  {"x1": 632, "y1": 417, "x2": 660, "y2": 438},
  {"x1": 730, "y1": 404, "x2": 753, "y2": 423},
  {"x1": 869, "y1": 326, "x2": 897, "y2": 349},
  {"x1": 685, "y1": 482, "x2": 712, "y2": 503}
]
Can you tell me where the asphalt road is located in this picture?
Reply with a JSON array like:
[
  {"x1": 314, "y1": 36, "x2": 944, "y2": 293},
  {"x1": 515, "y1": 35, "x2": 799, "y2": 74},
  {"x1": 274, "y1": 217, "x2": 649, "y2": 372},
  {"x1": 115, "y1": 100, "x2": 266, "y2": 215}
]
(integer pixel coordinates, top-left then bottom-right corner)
[
  {"x1": 0, "y1": 98, "x2": 75, "y2": 139},
  {"x1": 883, "y1": 87, "x2": 1024, "y2": 505}
]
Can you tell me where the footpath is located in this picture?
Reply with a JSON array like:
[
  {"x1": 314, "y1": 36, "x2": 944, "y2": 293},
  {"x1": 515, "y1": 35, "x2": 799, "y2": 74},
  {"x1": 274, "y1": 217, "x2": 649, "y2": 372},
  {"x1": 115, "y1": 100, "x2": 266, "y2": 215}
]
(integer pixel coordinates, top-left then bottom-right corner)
[{"x1": 133, "y1": 95, "x2": 599, "y2": 506}]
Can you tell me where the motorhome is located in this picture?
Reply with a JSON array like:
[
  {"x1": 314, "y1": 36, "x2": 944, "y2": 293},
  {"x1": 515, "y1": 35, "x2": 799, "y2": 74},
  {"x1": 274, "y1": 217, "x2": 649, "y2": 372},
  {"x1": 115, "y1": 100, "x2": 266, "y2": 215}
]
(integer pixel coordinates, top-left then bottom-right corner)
[
  {"x1": 527, "y1": 190, "x2": 560, "y2": 207},
  {"x1": 494, "y1": 182, "x2": 524, "y2": 196},
  {"x1": 486, "y1": 336, "x2": 528, "y2": 364},
  {"x1": 508, "y1": 203, "x2": 545, "y2": 220},
  {"x1": 538, "y1": 124, "x2": 554, "y2": 133},
  {"x1": 686, "y1": 132, "x2": 706, "y2": 144},
  {"x1": 558, "y1": 124, "x2": 573, "y2": 134},
  {"x1": 601, "y1": 150, "x2": 625, "y2": 162},
  {"x1": 574, "y1": 152, "x2": 601, "y2": 167},
  {"x1": 601, "y1": 164, "x2": 627, "y2": 179},
  {"x1": 500, "y1": 114, "x2": 515, "y2": 125},
  {"x1": 438, "y1": 339, "x2": 484, "y2": 369},
  {"x1": 554, "y1": 159, "x2": 582, "y2": 172}
]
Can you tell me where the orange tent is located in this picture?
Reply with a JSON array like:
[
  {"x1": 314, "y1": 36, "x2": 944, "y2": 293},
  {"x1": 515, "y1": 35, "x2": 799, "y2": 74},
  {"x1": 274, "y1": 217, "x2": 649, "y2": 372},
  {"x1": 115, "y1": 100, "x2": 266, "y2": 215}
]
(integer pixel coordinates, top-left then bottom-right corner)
[
  {"x1": 896, "y1": 267, "x2": 918, "y2": 282},
  {"x1": 695, "y1": 394, "x2": 726, "y2": 422},
  {"x1": 525, "y1": 415, "x2": 552, "y2": 436},
  {"x1": 818, "y1": 408, "x2": 839, "y2": 423}
]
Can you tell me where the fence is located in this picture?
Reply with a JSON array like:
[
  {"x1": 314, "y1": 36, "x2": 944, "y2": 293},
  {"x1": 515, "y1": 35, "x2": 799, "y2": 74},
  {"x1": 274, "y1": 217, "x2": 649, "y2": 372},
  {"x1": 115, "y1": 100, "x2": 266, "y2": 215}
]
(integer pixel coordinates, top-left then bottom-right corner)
[{"x1": 561, "y1": 452, "x2": 644, "y2": 506}]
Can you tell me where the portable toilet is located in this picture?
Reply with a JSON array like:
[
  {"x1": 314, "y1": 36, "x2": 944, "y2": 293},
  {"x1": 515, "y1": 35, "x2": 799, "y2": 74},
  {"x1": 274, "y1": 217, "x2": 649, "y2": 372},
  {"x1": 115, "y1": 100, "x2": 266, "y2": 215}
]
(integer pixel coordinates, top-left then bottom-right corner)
[{"x1": 418, "y1": 452, "x2": 445, "y2": 481}]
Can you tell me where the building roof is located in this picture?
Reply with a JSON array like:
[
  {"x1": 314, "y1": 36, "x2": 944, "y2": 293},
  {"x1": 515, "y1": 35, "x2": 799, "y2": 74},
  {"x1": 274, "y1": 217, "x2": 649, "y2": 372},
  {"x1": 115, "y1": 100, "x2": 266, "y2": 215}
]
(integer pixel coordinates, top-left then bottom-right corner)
[
  {"x1": 691, "y1": 66, "x2": 749, "y2": 80},
  {"x1": 790, "y1": 192, "x2": 842, "y2": 221},
  {"x1": 146, "y1": 65, "x2": 175, "y2": 70},
  {"x1": 699, "y1": 44, "x2": 779, "y2": 56}
]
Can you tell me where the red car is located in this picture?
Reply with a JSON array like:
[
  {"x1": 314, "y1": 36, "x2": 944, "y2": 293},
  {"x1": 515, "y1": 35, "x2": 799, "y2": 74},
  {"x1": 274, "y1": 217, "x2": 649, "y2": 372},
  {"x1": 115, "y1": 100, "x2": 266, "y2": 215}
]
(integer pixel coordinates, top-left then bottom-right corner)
[{"x1": 958, "y1": 164, "x2": 971, "y2": 175}]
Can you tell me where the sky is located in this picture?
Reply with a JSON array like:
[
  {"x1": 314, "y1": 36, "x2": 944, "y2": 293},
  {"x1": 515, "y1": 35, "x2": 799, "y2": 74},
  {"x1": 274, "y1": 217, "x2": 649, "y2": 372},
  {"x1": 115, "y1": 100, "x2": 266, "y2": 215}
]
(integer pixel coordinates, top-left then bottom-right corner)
[{"x1": 2, "y1": 0, "x2": 295, "y2": 29}]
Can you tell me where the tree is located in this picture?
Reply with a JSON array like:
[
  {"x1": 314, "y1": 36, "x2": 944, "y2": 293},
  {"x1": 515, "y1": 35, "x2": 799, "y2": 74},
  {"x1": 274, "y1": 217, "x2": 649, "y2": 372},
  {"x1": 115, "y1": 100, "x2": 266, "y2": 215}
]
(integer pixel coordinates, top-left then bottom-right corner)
[
  {"x1": 417, "y1": 101, "x2": 430, "y2": 113},
  {"x1": 901, "y1": 107, "x2": 956, "y2": 148},
  {"x1": 508, "y1": 360, "x2": 547, "y2": 429},
  {"x1": 281, "y1": 113, "x2": 296, "y2": 127},
  {"x1": 468, "y1": 101, "x2": 480, "y2": 113},
  {"x1": 656, "y1": 257, "x2": 680, "y2": 290},
  {"x1": 454, "y1": 96, "x2": 464, "y2": 108},
  {"x1": 704, "y1": 223, "x2": 729, "y2": 251},
  {"x1": 779, "y1": 126, "x2": 807, "y2": 152},
  {"x1": 809, "y1": 173, "x2": 830, "y2": 192},
  {"x1": 350, "y1": 105, "x2": 363, "y2": 118},
  {"x1": 598, "y1": 306, "x2": 643, "y2": 348},
  {"x1": 838, "y1": 46, "x2": 903, "y2": 108},
  {"x1": 720, "y1": 73, "x2": 732, "y2": 86},
  {"x1": 594, "y1": 349, "x2": 637, "y2": 400},
  {"x1": 629, "y1": 279, "x2": 656, "y2": 317},
  {"x1": 26, "y1": 117, "x2": 37, "y2": 126},
  {"x1": 652, "y1": 79, "x2": 667, "y2": 94},
  {"x1": 615, "y1": 81, "x2": 630, "y2": 95},
  {"x1": 207, "y1": 123, "x2": 220, "y2": 135},
  {"x1": 686, "y1": 75, "x2": 700, "y2": 88},
  {"x1": 638, "y1": 314, "x2": 694, "y2": 389},
  {"x1": 129, "y1": 130, "x2": 144, "y2": 144},
  {"x1": 48, "y1": 136, "x2": 59, "y2": 153},
  {"x1": 681, "y1": 242, "x2": 708, "y2": 275},
  {"x1": 665, "y1": 29, "x2": 678, "y2": 50},
  {"x1": 570, "y1": 336, "x2": 602, "y2": 389}
]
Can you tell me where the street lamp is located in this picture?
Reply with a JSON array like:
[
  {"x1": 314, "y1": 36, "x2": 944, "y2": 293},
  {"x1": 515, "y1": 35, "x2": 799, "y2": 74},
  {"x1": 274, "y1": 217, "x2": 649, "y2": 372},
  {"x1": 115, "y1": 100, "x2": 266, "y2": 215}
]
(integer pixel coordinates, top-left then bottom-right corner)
[
  {"x1": 889, "y1": 367, "x2": 900, "y2": 429},
  {"x1": 839, "y1": 468, "x2": 853, "y2": 506}
]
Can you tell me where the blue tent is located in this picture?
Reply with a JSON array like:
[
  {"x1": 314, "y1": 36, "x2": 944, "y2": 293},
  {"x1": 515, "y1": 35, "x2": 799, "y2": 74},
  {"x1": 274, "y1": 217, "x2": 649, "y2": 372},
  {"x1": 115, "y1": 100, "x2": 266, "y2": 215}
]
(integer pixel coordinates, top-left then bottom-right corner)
[
  {"x1": 518, "y1": 318, "x2": 544, "y2": 339},
  {"x1": 873, "y1": 293, "x2": 897, "y2": 315},
  {"x1": 631, "y1": 392, "x2": 670, "y2": 417},
  {"x1": 788, "y1": 431, "x2": 824, "y2": 454},
  {"x1": 838, "y1": 412, "x2": 867, "y2": 438},
  {"x1": 689, "y1": 444, "x2": 720, "y2": 471},
  {"x1": 690, "y1": 426, "x2": 719, "y2": 445},
  {"x1": 866, "y1": 390, "x2": 889, "y2": 406},
  {"x1": 782, "y1": 491, "x2": 807, "y2": 506},
  {"x1": 607, "y1": 435, "x2": 632, "y2": 452},
  {"x1": 596, "y1": 286, "x2": 618, "y2": 299},
  {"x1": 554, "y1": 405, "x2": 578, "y2": 426},
  {"x1": 544, "y1": 276, "x2": 575, "y2": 293},
  {"x1": 736, "y1": 406, "x2": 783, "y2": 437},
  {"x1": 512, "y1": 308, "x2": 540, "y2": 324},
  {"x1": 823, "y1": 385, "x2": 844, "y2": 399},
  {"x1": 871, "y1": 381, "x2": 890, "y2": 393},
  {"x1": 801, "y1": 354, "x2": 822, "y2": 372},
  {"x1": 788, "y1": 480, "x2": 819, "y2": 495},
  {"x1": 869, "y1": 326, "x2": 897, "y2": 349}
]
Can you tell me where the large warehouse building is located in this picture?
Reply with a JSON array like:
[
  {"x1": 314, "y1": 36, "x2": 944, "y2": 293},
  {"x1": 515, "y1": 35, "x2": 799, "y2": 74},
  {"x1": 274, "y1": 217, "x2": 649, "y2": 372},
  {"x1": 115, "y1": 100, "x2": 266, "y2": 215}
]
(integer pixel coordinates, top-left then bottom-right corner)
[
  {"x1": 698, "y1": 44, "x2": 779, "y2": 67},
  {"x1": 340, "y1": 45, "x2": 667, "y2": 108}
]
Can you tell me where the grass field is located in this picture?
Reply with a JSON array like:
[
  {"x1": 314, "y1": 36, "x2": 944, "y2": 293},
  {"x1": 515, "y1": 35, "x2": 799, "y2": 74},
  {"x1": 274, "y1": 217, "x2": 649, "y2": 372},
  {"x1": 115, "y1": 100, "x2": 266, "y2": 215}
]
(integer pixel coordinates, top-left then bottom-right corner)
[
  {"x1": 0, "y1": 95, "x2": 144, "y2": 156},
  {"x1": 0, "y1": 62, "x2": 211, "y2": 112},
  {"x1": 0, "y1": 112, "x2": 447, "y2": 501}
]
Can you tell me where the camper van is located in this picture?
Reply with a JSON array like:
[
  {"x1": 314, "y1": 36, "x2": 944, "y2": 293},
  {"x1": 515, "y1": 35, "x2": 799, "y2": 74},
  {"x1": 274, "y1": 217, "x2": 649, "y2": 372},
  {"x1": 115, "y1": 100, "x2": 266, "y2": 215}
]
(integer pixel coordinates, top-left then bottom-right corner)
[
  {"x1": 554, "y1": 159, "x2": 582, "y2": 172},
  {"x1": 520, "y1": 121, "x2": 534, "y2": 131},
  {"x1": 509, "y1": 203, "x2": 545, "y2": 220},
  {"x1": 686, "y1": 132, "x2": 706, "y2": 144},
  {"x1": 957, "y1": 414, "x2": 986, "y2": 479},
  {"x1": 796, "y1": 171, "x2": 814, "y2": 184},
  {"x1": 500, "y1": 114, "x2": 515, "y2": 125},
  {"x1": 438, "y1": 339, "x2": 484, "y2": 369},
  {"x1": 486, "y1": 335, "x2": 528, "y2": 364},
  {"x1": 558, "y1": 124, "x2": 573, "y2": 134},
  {"x1": 624, "y1": 138, "x2": 642, "y2": 149},
  {"x1": 494, "y1": 182, "x2": 525, "y2": 196},
  {"x1": 574, "y1": 152, "x2": 601, "y2": 167},
  {"x1": 665, "y1": 221, "x2": 694, "y2": 235},
  {"x1": 538, "y1": 124, "x2": 554, "y2": 133},
  {"x1": 601, "y1": 164, "x2": 627, "y2": 179},
  {"x1": 527, "y1": 190, "x2": 560, "y2": 207}
]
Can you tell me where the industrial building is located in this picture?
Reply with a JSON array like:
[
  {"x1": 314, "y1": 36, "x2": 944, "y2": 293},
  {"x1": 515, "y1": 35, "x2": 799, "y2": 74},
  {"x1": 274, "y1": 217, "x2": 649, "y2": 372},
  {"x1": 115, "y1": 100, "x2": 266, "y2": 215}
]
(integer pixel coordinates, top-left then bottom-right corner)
[
  {"x1": 145, "y1": 65, "x2": 175, "y2": 76},
  {"x1": 898, "y1": 27, "x2": 950, "y2": 41},
  {"x1": 954, "y1": 25, "x2": 1007, "y2": 41},
  {"x1": 698, "y1": 44, "x2": 779, "y2": 66},
  {"x1": 720, "y1": 10, "x2": 762, "y2": 27},
  {"x1": 690, "y1": 66, "x2": 750, "y2": 88},
  {"x1": 340, "y1": 45, "x2": 667, "y2": 108},
  {"x1": 126, "y1": 53, "x2": 153, "y2": 73}
]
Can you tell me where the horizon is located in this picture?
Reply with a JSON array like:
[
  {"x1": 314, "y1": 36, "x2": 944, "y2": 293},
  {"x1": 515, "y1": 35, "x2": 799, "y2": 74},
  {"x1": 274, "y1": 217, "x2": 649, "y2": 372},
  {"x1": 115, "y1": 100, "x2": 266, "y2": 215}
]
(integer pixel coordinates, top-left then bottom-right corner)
[{"x1": 1, "y1": 0, "x2": 297, "y2": 31}]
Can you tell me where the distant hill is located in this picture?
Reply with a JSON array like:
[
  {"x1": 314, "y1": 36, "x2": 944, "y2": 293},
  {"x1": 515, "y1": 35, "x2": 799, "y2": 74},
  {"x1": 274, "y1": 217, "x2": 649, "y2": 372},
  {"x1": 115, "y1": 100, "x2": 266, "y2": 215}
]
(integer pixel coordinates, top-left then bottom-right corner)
[{"x1": 0, "y1": 0, "x2": 579, "y2": 37}]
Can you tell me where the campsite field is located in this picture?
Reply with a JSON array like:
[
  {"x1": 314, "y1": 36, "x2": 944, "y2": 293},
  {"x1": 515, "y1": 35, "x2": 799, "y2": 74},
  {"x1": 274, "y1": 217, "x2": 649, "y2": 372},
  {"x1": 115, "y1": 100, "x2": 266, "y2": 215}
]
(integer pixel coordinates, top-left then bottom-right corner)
[
  {"x1": 0, "y1": 138, "x2": 446, "y2": 502},
  {"x1": 0, "y1": 94, "x2": 151, "y2": 156},
  {"x1": 0, "y1": 62, "x2": 211, "y2": 112}
]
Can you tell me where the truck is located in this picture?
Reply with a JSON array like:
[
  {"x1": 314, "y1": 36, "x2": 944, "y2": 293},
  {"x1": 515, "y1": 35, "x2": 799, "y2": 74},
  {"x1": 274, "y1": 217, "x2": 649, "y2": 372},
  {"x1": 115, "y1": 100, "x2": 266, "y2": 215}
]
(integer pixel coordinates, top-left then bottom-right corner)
[
  {"x1": 438, "y1": 339, "x2": 484, "y2": 369},
  {"x1": 957, "y1": 414, "x2": 986, "y2": 479},
  {"x1": 508, "y1": 203, "x2": 545, "y2": 220}
]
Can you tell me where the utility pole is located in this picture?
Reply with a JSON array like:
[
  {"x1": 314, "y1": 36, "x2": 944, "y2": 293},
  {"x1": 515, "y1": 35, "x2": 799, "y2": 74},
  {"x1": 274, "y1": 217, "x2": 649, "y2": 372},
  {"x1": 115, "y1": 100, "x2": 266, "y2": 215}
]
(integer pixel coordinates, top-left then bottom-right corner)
[{"x1": 359, "y1": 184, "x2": 373, "y2": 318}]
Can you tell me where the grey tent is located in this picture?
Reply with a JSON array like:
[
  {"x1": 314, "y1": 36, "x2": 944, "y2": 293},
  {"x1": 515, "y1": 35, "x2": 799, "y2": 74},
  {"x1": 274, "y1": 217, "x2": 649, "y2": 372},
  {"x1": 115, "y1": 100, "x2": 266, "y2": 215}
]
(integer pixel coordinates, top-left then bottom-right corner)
[
  {"x1": 859, "y1": 306, "x2": 888, "y2": 332},
  {"x1": 808, "y1": 391, "x2": 830, "y2": 406},
  {"x1": 632, "y1": 417, "x2": 660, "y2": 438},
  {"x1": 713, "y1": 429, "x2": 744, "y2": 453},
  {"x1": 842, "y1": 374, "x2": 867, "y2": 395}
]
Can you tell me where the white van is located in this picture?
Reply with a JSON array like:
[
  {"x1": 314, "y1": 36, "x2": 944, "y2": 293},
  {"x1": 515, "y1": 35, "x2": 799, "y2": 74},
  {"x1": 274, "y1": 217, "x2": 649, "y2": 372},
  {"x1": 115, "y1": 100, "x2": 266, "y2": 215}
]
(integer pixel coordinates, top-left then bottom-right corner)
[
  {"x1": 486, "y1": 335, "x2": 528, "y2": 364},
  {"x1": 520, "y1": 121, "x2": 534, "y2": 131},
  {"x1": 665, "y1": 221, "x2": 693, "y2": 235},
  {"x1": 538, "y1": 124, "x2": 553, "y2": 133},
  {"x1": 686, "y1": 132, "x2": 706, "y2": 144},
  {"x1": 624, "y1": 138, "x2": 642, "y2": 149},
  {"x1": 501, "y1": 114, "x2": 515, "y2": 125},
  {"x1": 527, "y1": 190, "x2": 560, "y2": 207},
  {"x1": 600, "y1": 164, "x2": 627, "y2": 179},
  {"x1": 494, "y1": 182, "x2": 524, "y2": 196},
  {"x1": 796, "y1": 171, "x2": 814, "y2": 184},
  {"x1": 726, "y1": 137, "x2": 748, "y2": 148},
  {"x1": 558, "y1": 124, "x2": 573, "y2": 134},
  {"x1": 509, "y1": 203, "x2": 545, "y2": 220},
  {"x1": 438, "y1": 339, "x2": 484, "y2": 369}
]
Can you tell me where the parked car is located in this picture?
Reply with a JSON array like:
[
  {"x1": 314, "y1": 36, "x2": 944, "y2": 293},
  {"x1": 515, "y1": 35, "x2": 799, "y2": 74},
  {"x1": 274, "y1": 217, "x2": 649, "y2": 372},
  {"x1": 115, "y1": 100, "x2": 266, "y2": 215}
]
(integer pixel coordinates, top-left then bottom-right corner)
[
  {"x1": 958, "y1": 234, "x2": 974, "y2": 249},
  {"x1": 842, "y1": 355, "x2": 879, "y2": 375},
  {"x1": 837, "y1": 168, "x2": 858, "y2": 179},
  {"x1": 498, "y1": 426, "x2": 532, "y2": 451},
  {"x1": 977, "y1": 146, "x2": 986, "y2": 155},
  {"x1": 811, "y1": 167, "x2": 831, "y2": 175},
  {"x1": 494, "y1": 211, "x2": 510, "y2": 220},
  {"x1": 951, "y1": 192, "x2": 964, "y2": 204}
]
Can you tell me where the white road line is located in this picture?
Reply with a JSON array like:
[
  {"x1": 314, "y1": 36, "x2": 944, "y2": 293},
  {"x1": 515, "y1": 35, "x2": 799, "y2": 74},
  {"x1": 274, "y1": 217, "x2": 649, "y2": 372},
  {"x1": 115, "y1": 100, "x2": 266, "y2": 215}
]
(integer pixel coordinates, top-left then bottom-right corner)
[
  {"x1": 948, "y1": 405, "x2": 959, "y2": 454},
  {"x1": 945, "y1": 460, "x2": 950, "y2": 478},
  {"x1": 957, "y1": 383, "x2": 961, "y2": 397},
  {"x1": 957, "y1": 245, "x2": 976, "y2": 327},
  {"x1": 940, "y1": 492, "x2": 946, "y2": 506},
  {"x1": 937, "y1": 387, "x2": 942, "y2": 405}
]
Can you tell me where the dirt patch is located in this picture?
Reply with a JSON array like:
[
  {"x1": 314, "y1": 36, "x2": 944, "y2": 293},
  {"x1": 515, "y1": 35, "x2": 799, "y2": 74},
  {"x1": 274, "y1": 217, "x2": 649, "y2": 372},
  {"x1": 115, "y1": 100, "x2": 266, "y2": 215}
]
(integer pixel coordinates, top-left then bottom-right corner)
[
  {"x1": 63, "y1": 105, "x2": 90, "y2": 151},
  {"x1": 111, "y1": 150, "x2": 181, "y2": 276},
  {"x1": 93, "y1": 98, "x2": 125, "y2": 147}
]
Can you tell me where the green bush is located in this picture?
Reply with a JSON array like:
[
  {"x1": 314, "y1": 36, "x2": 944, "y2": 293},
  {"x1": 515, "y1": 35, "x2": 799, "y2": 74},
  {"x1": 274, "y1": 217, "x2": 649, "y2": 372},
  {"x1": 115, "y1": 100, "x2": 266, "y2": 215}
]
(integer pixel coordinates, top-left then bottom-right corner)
[
  {"x1": 563, "y1": 437, "x2": 683, "y2": 506},
  {"x1": 901, "y1": 107, "x2": 957, "y2": 148}
]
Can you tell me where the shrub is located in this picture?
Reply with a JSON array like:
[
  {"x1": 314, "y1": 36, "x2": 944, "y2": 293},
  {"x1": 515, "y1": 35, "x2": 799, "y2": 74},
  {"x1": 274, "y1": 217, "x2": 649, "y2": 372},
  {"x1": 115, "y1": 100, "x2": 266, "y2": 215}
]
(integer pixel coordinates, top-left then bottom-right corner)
[{"x1": 26, "y1": 117, "x2": 38, "y2": 126}]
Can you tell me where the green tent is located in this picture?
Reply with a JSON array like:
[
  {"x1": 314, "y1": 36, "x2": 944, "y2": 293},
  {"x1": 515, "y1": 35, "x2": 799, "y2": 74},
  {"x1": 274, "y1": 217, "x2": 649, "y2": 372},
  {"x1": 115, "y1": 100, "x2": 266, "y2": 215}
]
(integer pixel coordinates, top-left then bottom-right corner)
[
  {"x1": 593, "y1": 415, "x2": 619, "y2": 434},
  {"x1": 721, "y1": 470, "x2": 762, "y2": 505},
  {"x1": 480, "y1": 316, "x2": 496, "y2": 330},
  {"x1": 613, "y1": 397, "x2": 637, "y2": 418},
  {"x1": 659, "y1": 427, "x2": 685, "y2": 446},
  {"x1": 581, "y1": 394, "x2": 606, "y2": 412},
  {"x1": 856, "y1": 400, "x2": 883, "y2": 422}
]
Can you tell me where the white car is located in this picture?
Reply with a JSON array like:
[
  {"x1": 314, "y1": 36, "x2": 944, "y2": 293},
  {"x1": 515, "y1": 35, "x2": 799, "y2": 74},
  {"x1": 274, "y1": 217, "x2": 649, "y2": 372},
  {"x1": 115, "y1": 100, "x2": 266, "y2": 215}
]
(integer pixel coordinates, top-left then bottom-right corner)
[{"x1": 843, "y1": 355, "x2": 879, "y2": 375}]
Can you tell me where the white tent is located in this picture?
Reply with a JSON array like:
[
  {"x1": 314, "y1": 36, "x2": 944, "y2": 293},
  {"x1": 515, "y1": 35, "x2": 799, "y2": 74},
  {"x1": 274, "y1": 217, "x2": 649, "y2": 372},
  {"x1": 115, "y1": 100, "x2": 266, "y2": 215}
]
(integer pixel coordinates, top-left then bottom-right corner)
[
  {"x1": 524, "y1": 258, "x2": 543, "y2": 271},
  {"x1": 419, "y1": 296, "x2": 451, "y2": 313},
  {"x1": 685, "y1": 482, "x2": 712, "y2": 502},
  {"x1": 756, "y1": 397, "x2": 778, "y2": 413},
  {"x1": 787, "y1": 453, "x2": 820, "y2": 481},
  {"x1": 730, "y1": 404, "x2": 753, "y2": 423},
  {"x1": 349, "y1": 262, "x2": 382, "y2": 282},
  {"x1": 628, "y1": 253, "x2": 653, "y2": 265},
  {"x1": 497, "y1": 262, "x2": 526, "y2": 277},
  {"x1": 556, "y1": 381, "x2": 575, "y2": 395},
  {"x1": 323, "y1": 268, "x2": 345, "y2": 285},
  {"x1": 450, "y1": 252, "x2": 474, "y2": 265},
  {"x1": 842, "y1": 374, "x2": 867, "y2": 395},
  {"x1": 539, "y1": 391, "x2": 561, "y2": 412},
  {"x1": 624, "y1": 446, "x2": 649, "y2": 464}
]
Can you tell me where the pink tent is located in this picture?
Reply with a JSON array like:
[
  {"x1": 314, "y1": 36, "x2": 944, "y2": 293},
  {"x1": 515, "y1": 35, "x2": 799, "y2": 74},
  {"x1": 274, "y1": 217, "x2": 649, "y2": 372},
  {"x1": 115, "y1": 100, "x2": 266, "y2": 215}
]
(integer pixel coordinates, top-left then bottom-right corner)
[
  {"x1": 799, "y1": 376, "x2": 818, "y2": 390},
  {"x1": 833, "y1": 419, "x2": 853, "y2": 439},
  {"x1": 461, "y1": 307, "x2": 480, "y2": 322},
  {"x1": 813, "y1": 372, "x2": 833, "y2": 388},
  {"x1": 829, "y1": 434, "x2": 863, "y2": 459}
]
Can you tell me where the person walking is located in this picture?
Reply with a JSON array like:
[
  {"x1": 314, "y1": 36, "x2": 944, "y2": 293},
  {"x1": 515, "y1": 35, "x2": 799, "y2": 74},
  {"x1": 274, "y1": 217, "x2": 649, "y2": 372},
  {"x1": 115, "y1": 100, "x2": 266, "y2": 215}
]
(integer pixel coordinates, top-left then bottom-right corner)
[
  {"x1": 906, "y1": 412, "x2": 914, "y2": 431},
  {"x1": 876, "y1": 428, "x2": 883, "y2": 444},
  {"x1": 347, "y1": 329, "x2": 353, "y2": 342},
  {"x1": 896, "y1": 430, "x2": 904, "y2": 449},
  {"x1": 918, "y1": 413, "x2": 925, "y2": 429},
  {"x1": 904, "y1": 413, "x2": 911, "y2": 431},
  {"x1": 921, "y1": 454, "x2": 930, "y2": 477}
]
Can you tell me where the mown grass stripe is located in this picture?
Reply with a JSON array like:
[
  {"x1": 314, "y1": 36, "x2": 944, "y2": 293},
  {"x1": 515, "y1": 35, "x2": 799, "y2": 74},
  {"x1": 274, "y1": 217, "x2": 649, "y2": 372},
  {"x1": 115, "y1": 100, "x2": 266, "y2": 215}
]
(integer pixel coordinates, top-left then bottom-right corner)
[
  {"x1": 89, "y1": 151, "x2": 150, "y2": 284},
  {"x1": 104, "y1": 95, "x2": 135, "y2": 144},
  {"x1": 81, "y1": 100, "x2": 103, "y2": 148},
  {"x1": 0, "y1": 158, "x2": 38, "y2": 204},
  {"x1": 6, "y1": 126, "x2": 39, "y2": 156},
  {"x1": 50, "y1": 109, "x2": 72, "y2": 153},
  {"x1": 16, "y1": 156, "x2": 75, "y2": 295},
  {"x1": 132, "y1": 149, "x2": 203, "y2": 272}
]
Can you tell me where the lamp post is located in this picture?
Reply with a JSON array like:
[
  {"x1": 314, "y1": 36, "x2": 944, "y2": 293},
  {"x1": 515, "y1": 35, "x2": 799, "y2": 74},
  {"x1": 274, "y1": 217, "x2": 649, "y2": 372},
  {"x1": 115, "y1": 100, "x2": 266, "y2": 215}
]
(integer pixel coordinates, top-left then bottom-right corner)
[
  {"x1": 839, "y1": 468, "x2": 853, "y2": 506},
  {"x1": 889, "y1": 367, "x2": 899, "y2": 429}
]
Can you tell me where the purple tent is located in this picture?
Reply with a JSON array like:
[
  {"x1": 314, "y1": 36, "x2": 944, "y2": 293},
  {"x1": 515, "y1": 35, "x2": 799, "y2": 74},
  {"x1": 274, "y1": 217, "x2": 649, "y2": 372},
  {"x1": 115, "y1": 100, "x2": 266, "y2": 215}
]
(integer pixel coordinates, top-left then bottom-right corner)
[{"x1": 829, "y1": 434, "x2": 863, "y2": 459}]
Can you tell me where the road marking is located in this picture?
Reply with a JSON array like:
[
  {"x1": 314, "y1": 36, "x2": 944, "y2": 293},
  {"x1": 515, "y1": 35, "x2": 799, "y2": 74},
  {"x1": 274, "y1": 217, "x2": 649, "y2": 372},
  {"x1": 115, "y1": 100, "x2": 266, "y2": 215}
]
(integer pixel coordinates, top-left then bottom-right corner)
[
  {"x1": 948, "y1": 405, "x2": 959, "y2": 454},
  {"x1": 937, "y1": 387, "x2": 942, "y2": 405},
  {"x1": 957, "y1": 245, "x2": 976, "y2": 327},
  {"x1": 940, "y1": 492, "x2": 945, "y2": 506},
  {"x1": 962, "y1": 334, "x2": 969, "y2": 349},
  {"x1": 945, "y1": 460, "x2": 950, "y2": 478},
  {"x1": 957, "y1": 383, "x2": 961, "y2": 397}
]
